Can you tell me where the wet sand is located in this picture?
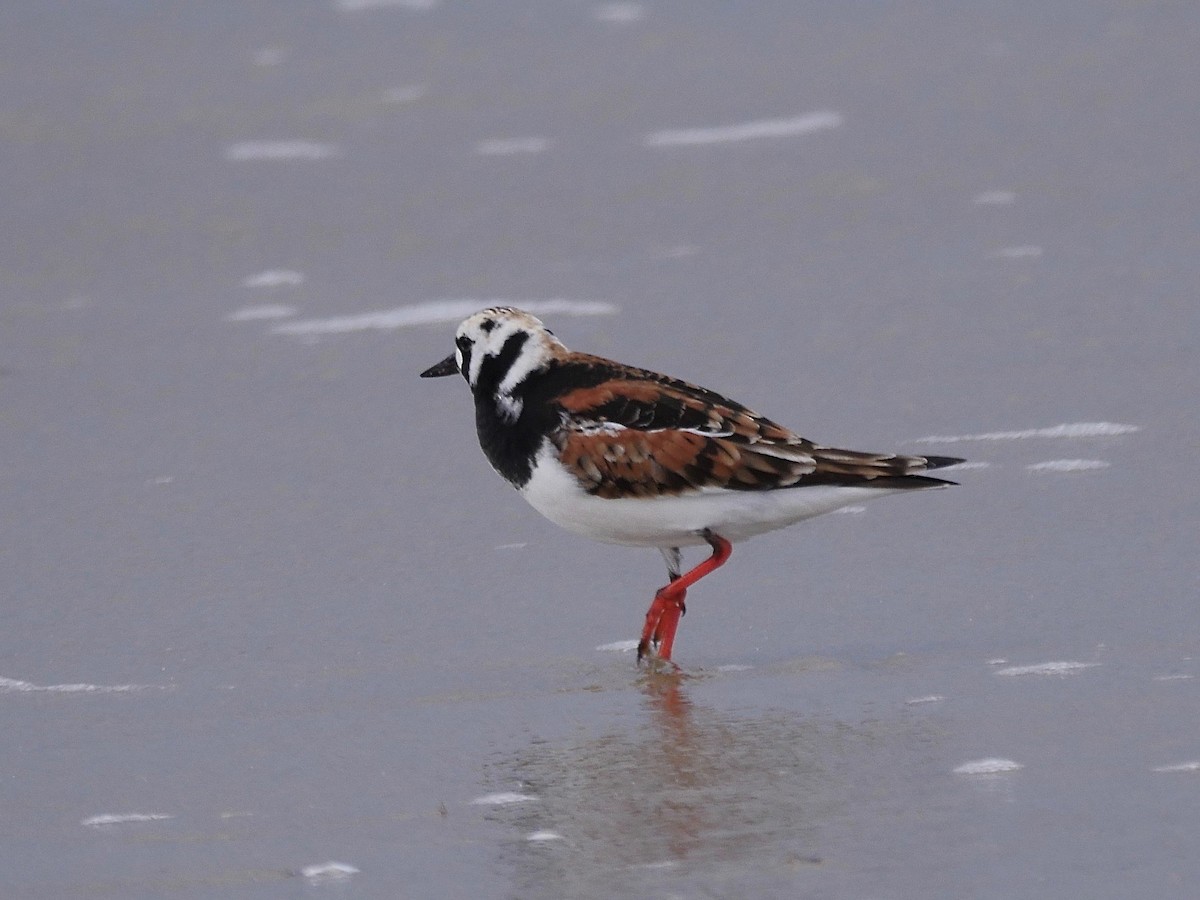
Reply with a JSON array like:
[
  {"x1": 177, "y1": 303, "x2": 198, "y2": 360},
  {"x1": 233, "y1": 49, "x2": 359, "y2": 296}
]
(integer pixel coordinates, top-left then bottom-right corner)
[{"x1": 2, "y1": 2, "x2": 1198, "y2": 897}]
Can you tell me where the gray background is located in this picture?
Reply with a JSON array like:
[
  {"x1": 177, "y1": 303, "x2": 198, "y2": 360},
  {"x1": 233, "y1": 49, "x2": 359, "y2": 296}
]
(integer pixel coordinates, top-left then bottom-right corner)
[{"x1": 2, "y1": 1, "x2": 1197, "y2": 897}]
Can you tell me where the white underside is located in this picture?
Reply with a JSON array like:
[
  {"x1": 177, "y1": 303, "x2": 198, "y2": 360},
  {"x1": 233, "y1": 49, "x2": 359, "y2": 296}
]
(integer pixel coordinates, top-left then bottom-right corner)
[{"x1": 518, "y1": 442, "x2": 941, "y2": 548}]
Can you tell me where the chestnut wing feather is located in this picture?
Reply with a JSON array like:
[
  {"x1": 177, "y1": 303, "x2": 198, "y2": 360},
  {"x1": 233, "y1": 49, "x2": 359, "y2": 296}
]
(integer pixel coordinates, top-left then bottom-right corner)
[{"x1": 551, "y1": 362, "x2": 954, "y2": 497}]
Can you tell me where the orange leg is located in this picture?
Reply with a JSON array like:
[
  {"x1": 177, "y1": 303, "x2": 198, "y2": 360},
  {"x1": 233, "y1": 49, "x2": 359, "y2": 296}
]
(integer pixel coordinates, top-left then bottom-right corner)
[
  {"x1": 639, "y1": 582, "x2": 687, "y2": 665},
  {"x1": 637, "y1": 531, "x2": 733, "y2": 664}
]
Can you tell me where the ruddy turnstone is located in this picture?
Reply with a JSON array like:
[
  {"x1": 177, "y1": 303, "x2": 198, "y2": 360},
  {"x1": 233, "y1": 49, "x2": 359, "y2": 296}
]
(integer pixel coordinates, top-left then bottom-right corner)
[{"x1": 421, "y1": 307, "x2": 962, "y2": 664}]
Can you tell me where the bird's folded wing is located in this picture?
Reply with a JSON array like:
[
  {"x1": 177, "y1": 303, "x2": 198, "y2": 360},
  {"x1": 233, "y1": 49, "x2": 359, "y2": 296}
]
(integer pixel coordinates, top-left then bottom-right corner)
[
  {"x1": 553, "y1": 373, "x2": 950, "y2": 497},
  {"x1": 552, "y1": 376, "x2": 809, "y2": 496}
]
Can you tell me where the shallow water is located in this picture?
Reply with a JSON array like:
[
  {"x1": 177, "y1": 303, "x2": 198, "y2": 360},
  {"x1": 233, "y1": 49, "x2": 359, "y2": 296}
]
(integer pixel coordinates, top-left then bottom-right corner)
[{"x1": 2, "y1": 2, "x2": 1198, "y2": 897}]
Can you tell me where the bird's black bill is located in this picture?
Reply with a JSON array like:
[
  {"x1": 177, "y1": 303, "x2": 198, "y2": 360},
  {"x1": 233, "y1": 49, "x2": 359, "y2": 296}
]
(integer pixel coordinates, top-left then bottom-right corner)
[{"x1": 420, "y1": 354, "x2": 459, "y2": 378}]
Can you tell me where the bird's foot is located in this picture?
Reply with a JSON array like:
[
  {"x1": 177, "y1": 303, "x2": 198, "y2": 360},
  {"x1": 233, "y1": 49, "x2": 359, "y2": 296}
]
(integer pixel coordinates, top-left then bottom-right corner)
[{"x1": 637, "y1": 583, "x2": 687, "y2": 664}]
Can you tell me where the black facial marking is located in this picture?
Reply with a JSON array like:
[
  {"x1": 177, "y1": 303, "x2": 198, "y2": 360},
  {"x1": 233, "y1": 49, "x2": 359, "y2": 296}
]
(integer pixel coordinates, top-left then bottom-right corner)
[
  {"x1": 455, "y1": 335, "x2": 473, "y2": 383},
  {"x1": 479, "y1": 318, "x2": 497, "y2": 334},
  {"x1": 469, "y1": 331, "x2": 546, "y2": 487},
  {"x1": 472, "y1": 331, "x2": 530, "y2": 395}
]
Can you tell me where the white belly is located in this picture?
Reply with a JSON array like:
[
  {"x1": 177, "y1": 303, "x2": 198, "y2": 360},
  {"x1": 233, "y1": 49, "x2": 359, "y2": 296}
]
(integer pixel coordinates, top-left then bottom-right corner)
[{"x1": 518, "y1": 443, "x2": 923, "y2": 548}]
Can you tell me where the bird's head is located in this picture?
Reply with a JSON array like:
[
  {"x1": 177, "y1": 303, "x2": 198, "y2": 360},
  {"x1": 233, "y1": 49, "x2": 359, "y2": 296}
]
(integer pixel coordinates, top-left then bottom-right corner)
[{"x1": 420, "y1": 307, "x2": 567, "y2": 413}]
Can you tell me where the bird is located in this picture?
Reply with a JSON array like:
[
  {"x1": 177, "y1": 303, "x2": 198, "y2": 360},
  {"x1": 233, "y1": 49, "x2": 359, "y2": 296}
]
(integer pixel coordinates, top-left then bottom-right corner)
[{"x1": 421, "y1": 307, "x2": 962, "y2": 665}]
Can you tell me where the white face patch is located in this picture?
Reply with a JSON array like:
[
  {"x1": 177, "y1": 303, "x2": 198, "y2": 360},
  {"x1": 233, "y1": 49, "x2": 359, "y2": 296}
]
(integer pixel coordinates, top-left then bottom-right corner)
[{"x1": 466, "y1": 340, "x2": 487, "y2": 387}]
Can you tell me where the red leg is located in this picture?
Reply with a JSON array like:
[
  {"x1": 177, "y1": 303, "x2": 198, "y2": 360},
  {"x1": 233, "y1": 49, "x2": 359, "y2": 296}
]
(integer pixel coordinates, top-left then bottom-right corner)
[
  {"x1": 639, "y1": 583, "x2": 687, "y2": 664},
  {"x1": 651, "y1": 586, "x2": 687, "y2": 661},
  {"x1": 637, "y1": 531, "x2": 733, "y2": 663}
]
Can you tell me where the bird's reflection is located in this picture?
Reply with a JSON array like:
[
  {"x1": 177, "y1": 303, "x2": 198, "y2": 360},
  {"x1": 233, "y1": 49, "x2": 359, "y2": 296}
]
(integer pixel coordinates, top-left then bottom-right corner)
[{"x1": 488, "y1": 672, "x2": 841, "y2": 896}]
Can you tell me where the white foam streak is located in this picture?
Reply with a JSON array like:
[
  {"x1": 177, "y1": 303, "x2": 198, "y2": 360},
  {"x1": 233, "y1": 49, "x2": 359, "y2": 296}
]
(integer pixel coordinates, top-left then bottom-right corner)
[
  {"x1": 973, "y1": 190, "x2": 1016, "y2": 205},
  {"x1": 242, "y1": 269, "x2": 305, "y2": 288},
  {"x1": 82, "y1": 813, "x2": 172, "y2": 827},
  {"x1": 335, "y1": 0, "x2": 437, "y2": 10},
  {"x1": 954, "y1": 758, "x2": 1023, "y2": 775},
  {"x1": 526, "y1": 830, "x2": 566, "y2": 842},
  {"x1": 1, "y1": 675, "x2": 154, "y2": 694},
  {"x1": 989, "y1": 245, "x2": 1043, "y2": 259},
  {"x1": 224, "y1": 141, "x2": 341, "y2": 161},
  {"x1": 225, "y1": 305, "x2": 297, "y2": 322},
  {"x1": 994, "y1": 661, "x2": 1098, "y2": 677},
  {"x1": 645, "y1": 111, "x2": 843, "y2": 147},
  {"x1": 301, "y1": 861, "x2": 359, "y2": 879},
  {"x1": 594, "y1": 3, "x2": 644, "y2": 23},
  {"x1": 596, "y1": 639, "x2": 639, "y2": 653},
  {"x1": 1152, "y1": 761, "x2": 1200, "y2": 773},
  {"x1": 470, "y1": 792, "x2": 535, "y2": 805},
  {"x1": 272, "y1": 299, "x2": 617, "y2": 336},
  {"x1": 1026, "y1": 459, "x2": 1110, "y2": 473},
  {"x1": 915, "y1": 422, "x2": 1139, "y2": 443},
  {"x1": 476, "y1": 137, "x2": 550, "y2": 155}
]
